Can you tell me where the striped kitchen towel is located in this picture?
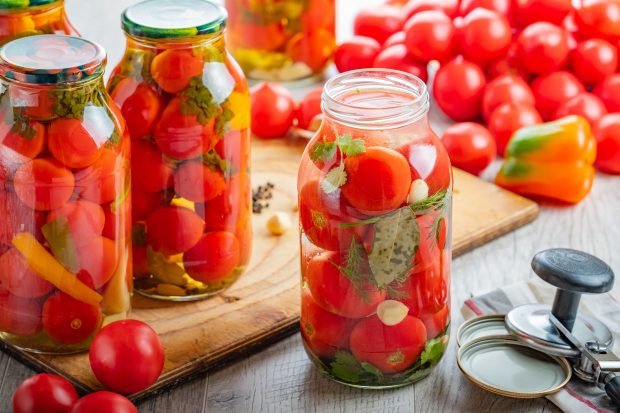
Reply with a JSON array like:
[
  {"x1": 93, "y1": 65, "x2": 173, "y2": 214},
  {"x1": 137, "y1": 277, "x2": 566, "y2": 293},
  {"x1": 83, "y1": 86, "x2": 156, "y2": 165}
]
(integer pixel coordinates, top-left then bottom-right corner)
[{"x1": 461, "y1": 276, "x2": 620, "y2": 413}]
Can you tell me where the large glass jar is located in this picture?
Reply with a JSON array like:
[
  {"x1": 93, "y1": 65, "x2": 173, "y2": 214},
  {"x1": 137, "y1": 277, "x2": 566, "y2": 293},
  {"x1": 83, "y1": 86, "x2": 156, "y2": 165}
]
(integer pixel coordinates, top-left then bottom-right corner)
[
  {"x1": 225, "y1": 0, "x2": 336, "y2": 81},
  {"x1": 298, "y1": 70, "x2": 452, "y2": 388},
  {"x1": 108, "y1": 0, "x2": 252, "y2": 301},
  {"x1": 0, "y1": 0, "x2": 78, "y2": 46},
  {"x1": 0, "y1": 35, "x2": 131, "y2": 354}
]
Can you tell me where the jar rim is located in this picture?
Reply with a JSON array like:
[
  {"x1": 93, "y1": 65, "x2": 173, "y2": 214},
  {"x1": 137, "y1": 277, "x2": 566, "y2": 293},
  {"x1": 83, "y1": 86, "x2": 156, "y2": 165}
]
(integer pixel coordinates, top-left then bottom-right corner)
[
  {"x1": 0, "y1": 35, "x2": 106, "y2": 85},
  {"x1": 122, "y1": 0, "x2": 227, "y2": 40},
  {"x1": 0, "y1": 0, "x2": 62, "y2": 11},
  {"x1": 322, "y1": 69, "x2": 430, "y2": 130}
]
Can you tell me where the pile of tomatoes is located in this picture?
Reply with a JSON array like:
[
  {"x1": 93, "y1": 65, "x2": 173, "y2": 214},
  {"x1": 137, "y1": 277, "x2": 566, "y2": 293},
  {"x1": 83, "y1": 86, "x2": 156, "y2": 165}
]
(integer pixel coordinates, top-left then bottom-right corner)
[{"x1": 336, "y1": 0, "x2": 620, "y2": 176}]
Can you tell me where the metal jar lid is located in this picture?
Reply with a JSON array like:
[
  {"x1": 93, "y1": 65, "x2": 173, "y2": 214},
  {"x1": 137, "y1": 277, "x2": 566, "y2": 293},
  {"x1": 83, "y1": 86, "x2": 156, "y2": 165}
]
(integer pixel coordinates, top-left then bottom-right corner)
[{"x1": 457, "y1": 314, "x2": 511, "y2": 347}]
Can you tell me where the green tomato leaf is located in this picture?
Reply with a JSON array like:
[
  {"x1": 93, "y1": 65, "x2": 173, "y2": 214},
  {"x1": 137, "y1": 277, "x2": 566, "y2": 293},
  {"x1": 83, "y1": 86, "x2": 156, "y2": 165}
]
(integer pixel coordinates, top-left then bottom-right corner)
[
  {"x1": 41, "y1": 216, "x2": 79, "y2": 273},
  {"x1": 369, "y1": 206, "x2": 419, "y2": 288},
  {"x1": 321, "y1": 162, "x2": 347, "y2": 194}
]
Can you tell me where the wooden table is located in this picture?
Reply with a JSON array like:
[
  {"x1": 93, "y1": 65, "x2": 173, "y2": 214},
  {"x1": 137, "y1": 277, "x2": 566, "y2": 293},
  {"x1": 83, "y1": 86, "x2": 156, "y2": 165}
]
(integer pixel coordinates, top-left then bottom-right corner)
[{"x1": 1, "y1": 1, "x2": 618, "y2": 412}]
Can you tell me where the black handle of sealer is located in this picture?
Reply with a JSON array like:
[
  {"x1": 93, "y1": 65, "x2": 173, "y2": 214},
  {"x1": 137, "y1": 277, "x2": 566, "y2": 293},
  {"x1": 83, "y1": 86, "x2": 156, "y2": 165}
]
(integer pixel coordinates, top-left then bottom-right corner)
[{"x1": 605, "y1": 375, "x2": 620, "y2": 407}]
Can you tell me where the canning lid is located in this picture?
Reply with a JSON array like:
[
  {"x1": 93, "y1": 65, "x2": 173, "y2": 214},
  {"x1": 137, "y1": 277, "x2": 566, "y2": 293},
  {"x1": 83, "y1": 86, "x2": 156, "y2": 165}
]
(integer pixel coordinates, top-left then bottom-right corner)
[
  {"x1": 457, "y1": 314, "x2": 511, "y2": 347},
  {"x1": 122, "y1": 0, "x2": 227, "y2": 39},
  {"x1": 0, "y1": 35, "x2": 106, "y2": 84},
  {"x1": 0, "y1": 0, "x2": 61, "y2": 10}
]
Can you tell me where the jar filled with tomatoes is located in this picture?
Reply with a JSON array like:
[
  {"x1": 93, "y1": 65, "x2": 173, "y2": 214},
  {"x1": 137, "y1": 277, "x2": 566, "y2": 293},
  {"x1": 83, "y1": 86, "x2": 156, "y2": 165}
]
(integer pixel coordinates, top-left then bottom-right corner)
[
  {"x1": 0, "y1": 0, "x2": 78, "y2": 45},
  {"x1": 108, "y1": 0, "x2": 252, "y2": 301},
  {"x1": 225, "y1": 0, "x2": 336, "y2": 81},
  {"x1": 299, "y1": 69, "x2": 452, "y2": 387},
  {"x1": 0, "y1": 35, "x2": 131, "y2": 354}
]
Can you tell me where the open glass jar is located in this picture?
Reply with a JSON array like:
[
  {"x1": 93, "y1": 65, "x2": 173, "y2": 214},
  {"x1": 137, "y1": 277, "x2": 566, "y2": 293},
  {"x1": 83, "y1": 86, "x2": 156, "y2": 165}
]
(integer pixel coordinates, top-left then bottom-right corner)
[
  {"x1": 108, "y1": 0, "x2": 252, "y2": 301},
  {"x1": 0, "y1": 0, "x2": 78, "y2": 45},
  {"x1": 225, "y1": 0, "x2": 336, "y2": 81},
  {"x1": 298, "y1": 70, "x2": 452, "y2": 388},
  {"x1": 0, "y1": 35, "x2": 131, "y2": 354}
]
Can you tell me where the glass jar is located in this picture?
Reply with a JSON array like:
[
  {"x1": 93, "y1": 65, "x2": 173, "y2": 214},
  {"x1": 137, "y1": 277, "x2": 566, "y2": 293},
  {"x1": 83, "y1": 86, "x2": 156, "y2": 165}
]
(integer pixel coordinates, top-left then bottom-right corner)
[
  {"x1": 225, "y1": 0, "x2": 336, "y2": 81},
  {"x1": 108, "y1": 0, "x2": 252, "y2": 301},
  {"x1": 0, "y1": 0, "x2": 78, "y2": 46},
  {"x1": 298, "y1": 70, "x2": 452, "y2": 388},
  {"x1": 0, "y1": 35, "x2": 131, "y2": 354}
]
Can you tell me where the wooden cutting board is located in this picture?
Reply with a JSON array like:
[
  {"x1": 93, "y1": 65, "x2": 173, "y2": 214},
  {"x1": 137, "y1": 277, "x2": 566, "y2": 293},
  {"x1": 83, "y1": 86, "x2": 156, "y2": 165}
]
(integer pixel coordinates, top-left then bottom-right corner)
[{"x1": 0, "y1": 138, "x2": 539, "y2": 403}]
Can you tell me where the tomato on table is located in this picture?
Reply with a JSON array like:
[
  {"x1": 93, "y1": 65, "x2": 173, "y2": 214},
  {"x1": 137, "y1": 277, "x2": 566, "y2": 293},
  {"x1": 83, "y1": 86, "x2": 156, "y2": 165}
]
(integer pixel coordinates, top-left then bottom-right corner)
[
  {"x1": 42, "y1": 288, "x2": 102, "y2": 345},
  {"x1": 110, "y1": 77, "x2": 162, "y2": 139},
  {"x1": 183, "y1": 231, "x2": 240, "y2": 283},
  {"x1": 69, "y1": 391, "x2": 138, "y2": 413},
  {"x1": 13, "y1": 374, "x2": 78, "y2": 413},
  {"x1": 482, "y1": 74, "x2": 536, "y2": 121},
  {"x1": 334, "y1": 36, "x2": 381, "y2": 72},
  {"x1": 89, "y1": 320, "x2": 164, "y2": 395},
  {"x1": 516, "y1": 0, "x2": 572, "y2": 26},
  {"x1": 353, "y1": 6, "x2": 405, "y2": 44},
  {"x1": 397, "y1": 138, "x2": 452, "y2": 195},
  {"x1": 593, "y1": 113, "x2": 620, "y2": 174},
  {"x1": 146, "y1": 206, "x2": 204, "y2": 255},
  {"x1": 555, "y1": 93, "x2": 607, "y2": 126},
  {"x1": 349, "y1": 315, "x2": 427, "y2": 374},
  {"x1": 250, "y1": 82, "x2": 295, "y2": 139},
  {"x1": 0, "y1": 248, "x2": 53, "y2": 298},
  {"x1": 74, "y1": 148, "x2": 126, "y2": 205},
  {"x1": 574, "y1": 0, "x2": 620, "y2": 41},
  {"x1": 531, "y1": 71, "x2": 585, "y2": 120},
  {"x1": 516, "y1": 22, "x2": 570, "y2": 75},
  {"x1": 47, "y1": 200, "x2": 105, "y2": 247},
  {"x1": 383, "y1": 31, "x2": 406, "y2": 48},
  {"x1": 433, "y1": 58, "x2": 486, "y2": 121},
  {"x1": 13, "y1": 158, "x2": 75, "y2": 211},
  {"x1": 372, "y1": 45, "x2": 428, "y2": 83},
  {"x1": 173, "y1": 161, "x2": 226, "y2": 203},
  {"x1": 305, "y1": 251, "x2": 386, "y2": 319},
  {"x1": 76, "y1": 236, "x2": 118, "y2": 289},
  {"x1": 301, "y1": 290, "x2": 355, "y2": 358},
  {"x1": 459, "y1": 0, "x2": 515, "y2": 20},
  {"x1": 570, "y1": 39, "x2": 618, "y2": 86},
  {"x1": 296, "y1": 87, "x2": 323, "y2": 130},
  {"x1": 441, "y1": 122, "x2": 496, "y2": 175},
  {"x1": 404, "y1": 10, "x2": 455, "y2": 63},
  {"x1": 458, "y1": 8, "x2": 512, "y2": 65},
  {"x1": 488, "y1": 103, "x2": 542, "y2": 156},
  {"x1": 0, "y1": 117, "x2": 45, "y2": 162},
  {"x1": 594, "y1": 74, "x2": 620, "y2": 113},
  {"x1": 150, "y1": 49, "x2": 203, "y2": 94},
  {"x1": 48, "y1": 118, "x2": 103, "y2": 169},
  {"x1": 404, "y1": 0, "x2": 459, "y2": 19}
]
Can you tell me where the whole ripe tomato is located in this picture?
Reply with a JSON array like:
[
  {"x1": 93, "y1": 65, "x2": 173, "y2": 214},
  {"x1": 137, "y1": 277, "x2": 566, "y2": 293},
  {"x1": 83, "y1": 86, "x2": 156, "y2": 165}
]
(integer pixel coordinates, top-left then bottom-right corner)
[
  {"x1": 183, "y1": 231, "x2": 240, "y2": 283},
  {"x1": 89, "y1": 320, "x2": 164, "y2": 395},
  {"x1": 0, "y1": 248, "x2": 54, "y2": 298},
  {"x1": 69, "y1": 392, "x2": 138, "y2": 413},
  {"x1": 150, "y1": 49, "x2": 203, "y2": 94},
  {"x1": 173, "y1": 161, "x2": 226, "y2": 203},
  {"x1": 334, "y1": 36, "x2": 381, "y2": 72},
  {"x1": 394, "y1": 252, "x2": 447, "y2": 316},
  {"x1": 396, "y1": 137, "x2": 452, "y2": 195},
  {"x1": 349, "y1": 315, "x2": 427, "y2": 374},
  {"x1": 42, "y1": 289, "x2": 102, "y2": 345},
  {"x1": 404, "y1": 10, "x2": 455, "y2": 63},
  {"x1": 131, "y1": 140, "x2": 173, "y2": 193},
  {"x1": 0, "y1": 118, "x2": 45, "y2": 162},
  {"x1": 13, "y1": 374, "x2": 78, "y2": 413},
  {"x1": 571, "y1": 39, "x2": 618, "y2": 86},
  {"x1": 594, "y1": 74, "x2": 620, "y2": 112},
  {"x1": 0, "y1": 293, "x2": 42, "y2": 336},
  {"x1": 132, "y1": 191, "x2": 160, "y2": 222},
  {"x1": 482, "y1": 74, "x2": 536, "y2": 121},
  {"x1": 47, "y1": 200, "x2": 105, "y2": 247},
  {"x1": 74, "y1": 148, "x2": 125, "y2": 205},
  {"x1": 458, "y1": 8, "x2": 512, "y2": 65},
  {"x1": 532, "y1": 71, "x2": 585, "y2": 120},
  {"x1": 13, "y1": 158, "x2": 75, "y2": 211},
  {"x1": 353, "y1": 6, "x2": 404, "y2": 44},
  {"x1": 516, "y1": 0, "x2": 572, "y2": 26},
  {"x1": 297, "y1": 87, "x2": 323, "y2": 130},
  {"x1": 433, "y1": 58, "x2": 486, "y2": 121},
  {"x1": 110, "y1": 78, "x2": 162, "y2": 139},
  {"x1": 250, "y1": 82, "x2": 296, "y2": 139},
  {"x1": 146, "y1": 206, "x2": 204, "y2": 255},
  {"x1": 48, "y1": 118, "x2": 102, "y2": 169},
  {"x1": 516, "y1": 22, "x2": 570, "y2": 74},
  {"x1": 441, "y1": 122, "x2": 496, "y2": 175},
  {"x1": 488, "y1": 103, "x2": 542, "y2": 155},
  {"x1": 459, "y1": 0, "x2": 515, "y2": 20},
  {"x1": 372, "y1": 44, "x2": 428, "y2": 83},
  {"x1": 486, "y1": 42, "x2": 531, "y2": 81},
  {"x1": 383, "y1": 31, "x2": 406, "y2": 48},
  {"x1": 555, "y1": 93, "x2": 608, "y2": 126},
  {"x1": 75, "y1": 236, "x2": 118, "y2": 288},
  {"x1": 574, "y1": 0, "x2": 620, "y2": 41},
  {"x1": 593, "y1": 113, "x2": 620, "y2": 174},
  {"x1": 404, "y1": 0, "x2": 459, "y2": 19}
]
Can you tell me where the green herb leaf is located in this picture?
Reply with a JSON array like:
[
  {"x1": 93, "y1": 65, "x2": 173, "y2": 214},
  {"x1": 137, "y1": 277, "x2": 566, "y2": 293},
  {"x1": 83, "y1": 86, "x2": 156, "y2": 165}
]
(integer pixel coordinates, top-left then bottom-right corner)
[
  {"x1": 321, "y1": 162, "x2": 347, "y2": 194},
  {"x1": 419, "y1": 337, "x2": 446, "y2": 367},
  {"x1": 52, "y1": 79, "x2": 105, "y2": 119},
  {"x1": 181, "y1": 77, "x2": 221, "y2": 126},
  {"x1": 361, "y1": 362, "x2": 384, "y2": 377},
  {"x1": 328, "y1": 238, "x2": 374, "y2": 303},
  {"x1": 203, "y1": 150, "x2": 232, "y2": 177},
  {"x1": 368, "y1": 207, "x2": 419, "y2": 288},
  {"x1": 310, "y1": 141, "x2": 336, "y2": 163},
  {"x1": 10, "y1": 109, "x2": 37, "y2": 140},
  {"x1": 41, "y1": 216, "x2": 79, "y2": 273},
  {"x1": 336, "y1": 134, "x2": 366, "y2": 157},
  {"x1": 215, "y1": 107, "x2": 234, "y2": 136},
  {"x1": 410, "y1": 190, "x2": 448, "y2": 215},
  {"x1": 118, "y1": 48, "x2": 154, "y2": 81}
]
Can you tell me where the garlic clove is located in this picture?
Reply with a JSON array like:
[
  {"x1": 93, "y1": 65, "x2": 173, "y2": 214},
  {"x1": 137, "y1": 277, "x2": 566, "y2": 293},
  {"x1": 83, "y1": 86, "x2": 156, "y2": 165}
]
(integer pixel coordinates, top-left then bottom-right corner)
[
  {"x1": 266, "y1": 211, "x2": 292, "y2": 236},
  {"x1": 408, "y1": 179, "x2": 429, "y2": 204},
  {"x1": 376, "y1": 300, "x2": 409, "y2": 326}
]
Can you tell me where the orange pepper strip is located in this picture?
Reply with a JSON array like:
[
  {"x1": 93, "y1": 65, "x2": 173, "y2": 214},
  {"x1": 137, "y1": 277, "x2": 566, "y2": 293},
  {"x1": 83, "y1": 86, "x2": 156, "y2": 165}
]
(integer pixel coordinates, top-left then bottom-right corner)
[{"x1": 12, "y1": 232, "x2": 103, "y2": 306}]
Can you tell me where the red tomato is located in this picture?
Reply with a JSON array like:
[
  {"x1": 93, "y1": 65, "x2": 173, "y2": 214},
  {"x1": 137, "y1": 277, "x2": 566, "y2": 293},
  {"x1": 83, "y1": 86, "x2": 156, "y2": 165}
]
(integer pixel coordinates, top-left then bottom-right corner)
[
  {"x1": 132, "y1": 191, "x2": 160, "y2": 222},
  {"x1": 555, "y1": 93, "x2": 607, "y2": 126},
  {"x1": 250, "y1": 82, "x2": 296, "y2": 139},
  {"x1": 74, "y1": 148, "x2": 125, "y2": 205},
  {"x1": 404, "y1": 0, "x2": 459, "y2": 19},
  {"x1": 146, "y1": 206, "x2": 204, "y2": 255},
  {"x1": 516, "y1": 22, "x2": 569, "y2": 74},
  {"x1": 69, "y1": 391, "x2": 138, "y2": 413},
  {"x1": 433, "y1": 58, "x2": 486, "y2": 121},
  {"x1": 131, "y1": 140, "x2": 173, "y2": 193},
  {"x1": 516, "y1": 0, "x2": 572, "y2": 26},
  {"x1": 89, "y1": 320, "x2": 164, "y2": 394},
  {"x1": 459, "y1": 8, "x2": 512, "y2": 65},
  {"x1": 441, "y1": 123, "x2": 496, "y2": 175},
  {"x1": 297, "y1": 87, "x2": 323, "y2": 130},
  {"x1": 150, "y1": 49, "x2": 203, "y2": 94},
  {"x1": 353, "y1": 6, "x2": 405, "y2": 44},
  {"x1": 383, "y1": 31, "x2": 406, "y2": 48},
  {"x1": 173, "y1": 161, "x2": 226, "y2": 203},
  {"x1": 0, "y1": 248, "x2": 53, "y2": 298},
  {"x1": 420, "y1": 304, "x2": 450, "y2": 339},
  {"x1": 154, "y1": 96, "x2": 218, "y2": 160},
  {"x1": 110, "y1": 77, "x2": 162, "y2": 139},
  {"x1": 404, "y1": 10, "x2": 455, "y2": 63},
  {"x1": 342, "y1": 147, "x2": 411, "y2": 214},
  {"x1": 349, "y1": 315, "x2": 427, "y2": 373},
  {"x1": 42, "y1": 289, "x2": 102, "y2": 344},
  {"x1": 482, "y1": 74, "x2": 536, "y2": 121},
  {"x1": 594, "y1": 74, "x2": 620, "y2": 113},
  {"x1": 300, "y1": 290, "x2": 355, "y2": 358},
  {"x1": 531, "y1": 70, "x2": 585, "y2": 120},
  {"x1": 486, "y1": 42, "x2": 531, "y2": 81},
  {"x1": 394, "y1": 254, "x2": 448, "y2": 315},
  {"x1": 459, "y1": 0, "x2": 515, "y2": 20},
  {"x1": 305, "y1": 251, "x2": 386, "y2": 318},
  {"x1": 574, "y1": 0, "x2": 620, "y2": 41},
  {"x1": 47, "y1": 200, "x2": 105, "y2": 247},
  {"x1": 488, "y1": 103, "x2": 542, "y2": 155},
  {"x1": 372, "y1": 44, "x2": 428, "y2": 83},
  {"x1": 13, "y1": 374, "x2": 78, "y2": 413},
  {"x1": 13, "y1": 158, "x2": 74, "y2": 211},
  {"x1": 48, "y1": 118, "x2": 103, "y2": 169},
  {"x1": 76, "y1": 236, "x2": 118, "y2": 289},
  {"x1": 0, "y1": 293, "x2": 42, "y2": 336},
  {"x1": 286, "y1": 29, "x2": 336, "y2": 72},
  {"x1": 0, "y1": 118, "x2": 45, "y2": 162},
  {"x1": 396, "y1": 136, "x2": 452, "y2": 194},
  {"x1": 571, "y1": 39, "x2": 618, "y2": 86},
  {"x1": 334, "y1": 36, "x2": 381, "y2": 72},
  {"x1": 409, "y1": 212, "x2": 444, "y2": 273},
  {"x1": 593, "y1": 113, "x2": 620, "y2": 174},
  {"x1": 198, "y1": 175, "x2": 246, "y2": 232},
  {"x1": 184, "y1": 231, "x2": 240, "y2": 283}
]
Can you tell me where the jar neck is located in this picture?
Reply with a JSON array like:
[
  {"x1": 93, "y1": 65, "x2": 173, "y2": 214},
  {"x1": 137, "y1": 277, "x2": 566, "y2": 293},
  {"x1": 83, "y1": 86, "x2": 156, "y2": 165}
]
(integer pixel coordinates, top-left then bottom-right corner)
[
  {"x1": 125, "y1": 31, "x2": 226, "y2": 53},
  {"x1": 2, "y1": 74, "x2": 105, "y2": 94},
  {"x1": 0, "y1": 1, "x2": 64, "y2": 16},
  {"x1": 322, "y1": 69, "x2": 430, "y2": 131}
]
